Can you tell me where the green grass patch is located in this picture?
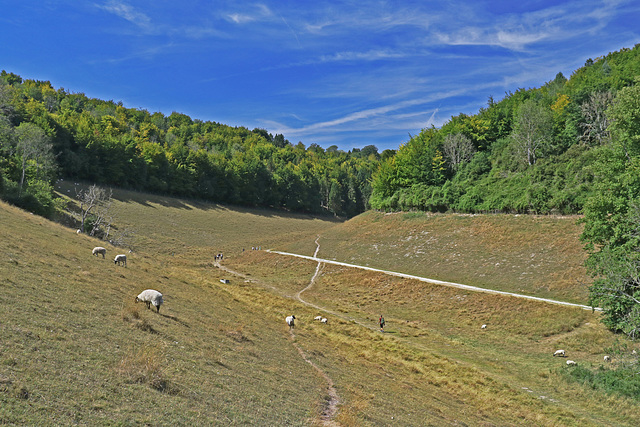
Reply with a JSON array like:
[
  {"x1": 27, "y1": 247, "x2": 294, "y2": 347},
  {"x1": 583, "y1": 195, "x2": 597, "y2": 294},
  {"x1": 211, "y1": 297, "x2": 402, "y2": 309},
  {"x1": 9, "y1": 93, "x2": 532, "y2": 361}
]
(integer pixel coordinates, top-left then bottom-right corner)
[{"x1": 565, "y1": 364, "x2": 640, "y2": 399}]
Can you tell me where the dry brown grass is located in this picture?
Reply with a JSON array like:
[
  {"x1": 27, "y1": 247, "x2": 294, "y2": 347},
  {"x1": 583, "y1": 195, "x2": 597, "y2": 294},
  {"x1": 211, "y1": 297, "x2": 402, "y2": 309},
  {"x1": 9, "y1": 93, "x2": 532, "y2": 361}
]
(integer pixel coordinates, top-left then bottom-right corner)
[
  {"x1": 226, "y1": 246, "x2": 640, "y2": 426},
  {"x1": 295, "y1": 210, "x2": 590, "y2": 303},
  {"x1": 117, "y1": 345, "x2": 169, "y2": 392},
  {"x1": 3, "y1": 186, "x2": 639, "y2": 425}
]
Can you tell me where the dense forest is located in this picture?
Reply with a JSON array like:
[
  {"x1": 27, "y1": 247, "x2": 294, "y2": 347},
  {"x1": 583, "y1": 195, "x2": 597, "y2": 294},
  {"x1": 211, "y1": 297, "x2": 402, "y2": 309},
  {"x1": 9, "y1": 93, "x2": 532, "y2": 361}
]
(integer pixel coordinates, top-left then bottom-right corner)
[
  {"x1": 0, "y1": 72, "x2": 385, "y2": 218},
  {"x1": 370, "y1": 44, "x2": 640, "y2": 216}
]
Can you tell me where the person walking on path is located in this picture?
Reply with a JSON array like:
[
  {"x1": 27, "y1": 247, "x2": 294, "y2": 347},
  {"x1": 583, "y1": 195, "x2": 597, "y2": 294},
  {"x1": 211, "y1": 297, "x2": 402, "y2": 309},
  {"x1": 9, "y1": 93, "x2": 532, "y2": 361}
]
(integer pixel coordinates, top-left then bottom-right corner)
[{"x1": 379, "y1": 315, "x2": 385, "y2": 332}]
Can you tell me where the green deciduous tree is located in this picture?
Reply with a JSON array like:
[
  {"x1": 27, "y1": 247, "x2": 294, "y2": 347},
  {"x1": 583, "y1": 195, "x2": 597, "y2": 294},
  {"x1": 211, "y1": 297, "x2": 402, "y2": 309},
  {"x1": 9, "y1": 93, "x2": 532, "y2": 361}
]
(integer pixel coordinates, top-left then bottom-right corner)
[
  {"x1": 582, "y1": 78, "x2": 640, "y2": 336},
  {"x1": 14, "y1": 122, "x2": 56, "y2": 192}
]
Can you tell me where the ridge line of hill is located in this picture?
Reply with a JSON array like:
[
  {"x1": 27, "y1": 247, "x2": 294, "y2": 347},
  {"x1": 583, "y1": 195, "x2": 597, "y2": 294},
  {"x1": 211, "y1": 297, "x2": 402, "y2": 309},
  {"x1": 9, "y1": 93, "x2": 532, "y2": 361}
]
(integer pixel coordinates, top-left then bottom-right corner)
[{"x1": 267, "y1": 249, "x2": 600, "y2": 311}]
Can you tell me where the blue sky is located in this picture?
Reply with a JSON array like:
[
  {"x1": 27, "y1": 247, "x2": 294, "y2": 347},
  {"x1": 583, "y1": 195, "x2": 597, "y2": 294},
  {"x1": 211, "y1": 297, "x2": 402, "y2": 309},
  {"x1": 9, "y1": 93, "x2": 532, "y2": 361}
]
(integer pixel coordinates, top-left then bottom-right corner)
[{"x1": 1, "y1": 1, "x2": 639, "y2": 152}]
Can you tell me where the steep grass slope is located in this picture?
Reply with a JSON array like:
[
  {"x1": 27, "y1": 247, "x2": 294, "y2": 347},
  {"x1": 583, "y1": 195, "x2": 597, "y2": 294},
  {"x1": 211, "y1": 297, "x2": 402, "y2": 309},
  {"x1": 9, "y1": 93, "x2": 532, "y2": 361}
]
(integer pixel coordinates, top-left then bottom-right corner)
[
  {"x1": 0, "y1": 200, "x2": 335, "y2": 425},
  {"x1": 281, "y1": 211, "x2": 590, "y2": 304}
]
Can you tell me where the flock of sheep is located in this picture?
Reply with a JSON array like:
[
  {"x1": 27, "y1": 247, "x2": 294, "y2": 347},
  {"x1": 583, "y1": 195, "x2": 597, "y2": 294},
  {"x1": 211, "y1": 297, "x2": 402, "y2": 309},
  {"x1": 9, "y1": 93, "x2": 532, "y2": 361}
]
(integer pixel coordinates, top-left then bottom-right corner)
[
  {"x1": 92, "y1": 246, "x2": 163, "y2": 313},
  {"x1": 92, "y1": 246, "x2": 127, "y2": 267},
  {"x1": 285, "y1": 314, "x2": 328, "y2": 329},
  {"x1": 552, "y1": 348, "x2": 611, "y2": 366}
]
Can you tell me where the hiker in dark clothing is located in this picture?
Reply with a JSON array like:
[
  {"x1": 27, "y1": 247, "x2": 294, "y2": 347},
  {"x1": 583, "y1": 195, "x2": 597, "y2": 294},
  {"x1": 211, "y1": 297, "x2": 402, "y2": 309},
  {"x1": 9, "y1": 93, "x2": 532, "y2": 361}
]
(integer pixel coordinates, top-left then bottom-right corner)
[{"x1": 379, "y1": 315, "x2": 385, "y2": 332}]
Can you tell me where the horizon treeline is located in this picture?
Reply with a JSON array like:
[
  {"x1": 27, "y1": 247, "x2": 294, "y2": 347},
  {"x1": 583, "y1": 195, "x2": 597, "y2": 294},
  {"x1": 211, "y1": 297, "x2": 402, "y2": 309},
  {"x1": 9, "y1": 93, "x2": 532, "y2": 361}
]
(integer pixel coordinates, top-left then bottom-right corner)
[
  {"x1": 370, "y1": 44, "x2": 640, "y2": 215},
  {"x1": 0, "y1": 72, "x2": 385, "y2": 218}
]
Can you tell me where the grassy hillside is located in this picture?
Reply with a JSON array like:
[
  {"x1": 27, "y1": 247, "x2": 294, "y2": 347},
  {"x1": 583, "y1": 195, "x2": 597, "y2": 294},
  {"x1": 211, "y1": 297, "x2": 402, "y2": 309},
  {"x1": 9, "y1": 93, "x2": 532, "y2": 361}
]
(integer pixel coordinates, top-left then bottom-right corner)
[
  {"x1": 0, "y1": 200, "x2": 333, "y2": 425},
  {"x1": 282, "y1": 210, "x2": 589, "y2": 304},
  {"x1": 2, "y1": 189, "x2": 639, "y2": 425}
]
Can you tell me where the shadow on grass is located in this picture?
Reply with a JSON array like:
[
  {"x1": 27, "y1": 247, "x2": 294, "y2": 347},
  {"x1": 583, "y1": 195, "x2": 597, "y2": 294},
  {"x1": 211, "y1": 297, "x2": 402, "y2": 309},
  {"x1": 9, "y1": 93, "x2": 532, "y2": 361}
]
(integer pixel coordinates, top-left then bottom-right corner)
[
  {"x1": 159, "y1": 312, "x2": 190, "y2": 328},
  {"x1": 57, "y1": 180, "x2": 342, "y2": 221}
]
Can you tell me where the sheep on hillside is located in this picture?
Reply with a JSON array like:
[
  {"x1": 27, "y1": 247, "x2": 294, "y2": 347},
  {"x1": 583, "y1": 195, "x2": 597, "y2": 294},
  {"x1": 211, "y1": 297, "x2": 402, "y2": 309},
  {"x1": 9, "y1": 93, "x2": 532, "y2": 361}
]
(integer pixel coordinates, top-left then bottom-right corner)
[
  {"x1": 481, "y1": 324, "x2": 487, "y2": 329},
  {"x1": 553, "y1": 349, "x2": 566, "y2": 357},
  {"x1": 604, "y1": 355, "x2": 611, "y2": 362},
  {"x1": 286, "y1": 315, "x2": 296, "y2": 329},
  {"x1": 135, "y1": 289, "x2": 164, "y2": 313},
  {"x1": 92, "y1": 247, "x2": 106, "y2": 258},
  {"x1": 314, "y1": 316, "x2": 322, "y2": 321},
  {"x1": 566, "y1": 360, "x2": 577, "y2": 366},
  {"x1": 321, "y1": 318, "x2": 328, "y2": 324},
  {"x1": 114, "y1": 254, "x2": 127, "y2": 267}
]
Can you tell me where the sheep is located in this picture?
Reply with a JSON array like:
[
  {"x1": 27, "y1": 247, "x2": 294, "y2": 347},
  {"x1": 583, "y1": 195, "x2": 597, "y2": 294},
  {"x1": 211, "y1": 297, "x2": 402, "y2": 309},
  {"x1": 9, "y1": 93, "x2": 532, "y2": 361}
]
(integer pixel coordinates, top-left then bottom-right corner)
[
  {"x1": 566, "y1": 360, "x2": 577, "y2": 366},
  {"x1": 553, "y1": 349, "x2": 566, "y2": 357},
  {"x1": 76, "y1": 229, "x2": 82, "y2": 234},
  {"x1": 286, "y1": 315, "x2": 296, "y2": 329},
  {"x1": 321, "y1": 318, "x2": 328, "y2": 324},
  {"x1": 314, "y1": 316, "x2": 322, "y2": 321},
  {"x1": 135, "y1": 289, "x2": 164, "y2": 313},
  {"x1": 92, "y1": 247, "x2": 106, "y2": 259},
  {"x1": 481, "y1": 324, "x2": 487, "y2": 329},
  {"x1": 114, "y1": 254, "x2": 127, "y2": 267},
  {"x1": 604, "y1": 355, "x2": 611, "y2": 362}
]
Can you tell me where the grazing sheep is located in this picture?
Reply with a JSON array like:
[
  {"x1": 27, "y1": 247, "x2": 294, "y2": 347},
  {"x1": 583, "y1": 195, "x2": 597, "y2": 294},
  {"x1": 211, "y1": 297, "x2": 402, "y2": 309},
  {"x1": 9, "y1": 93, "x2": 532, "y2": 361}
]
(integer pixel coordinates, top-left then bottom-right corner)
[
  {"x1": 604, "y1": 355, "x2": 611, "y2": 362},
  {"x1": 286, "y1": 315, "x2": 296, "y2": 329},
  {"x1": 321, "y1": 318, "x2": 328, "y2": 324},
  {"x1": 481, "y1": 324, "x2": 487, "y2": 329},
  {"x1": 314, "y1": 316, "x2": 322, "y2": 321},
  {"x1": 566, "y1": 360, "x2": 577, "y2": 366},
  {"x1": 553, "y1": 349, "x2": 566, "y2": 357},
  {"x1": 76, "y1": 229, "x2": 82, "y2": 234},
  {"x1": 135, "y1": 289, "x2": 163, "y2": 313},
  {"x1": 114, "y1": 254, "x2": 127, "y2": 267},
  {"x1": 92, "y1": 247, "x2": 106, "y2": 258}
]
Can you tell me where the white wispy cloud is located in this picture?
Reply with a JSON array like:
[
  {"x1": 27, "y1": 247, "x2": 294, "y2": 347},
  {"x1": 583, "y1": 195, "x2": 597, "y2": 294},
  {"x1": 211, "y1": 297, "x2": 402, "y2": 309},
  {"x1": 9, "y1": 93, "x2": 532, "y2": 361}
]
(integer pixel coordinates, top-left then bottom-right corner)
[
  {"x1": 225, "y1": 4, "x2": 273, "y2": 24},
  {"x1": 434, "y1": 28, "x2": 551, "y2": 51},
  {"x1": 89, "y1": 42, "x2": 179, "y2": 64},
  {"x1": 262, "y1": 88, "x2": 469, "y2": 138},
  {"x1": 96, "y1": 0, "x2": 152, "y2": 31}
]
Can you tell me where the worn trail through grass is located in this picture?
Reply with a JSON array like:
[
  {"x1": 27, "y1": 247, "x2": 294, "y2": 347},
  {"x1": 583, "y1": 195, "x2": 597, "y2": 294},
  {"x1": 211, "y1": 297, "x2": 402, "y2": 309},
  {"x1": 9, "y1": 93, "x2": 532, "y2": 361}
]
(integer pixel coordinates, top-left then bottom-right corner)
[
  {"x1": 216, "y1": 246, "x2": 341, "y2": 426},
  {"x1": 269, "y1": 249, "x2": 600, "y2": 311},
  {"x1": 290, "y1": 237, "x2": 340, "y2": 425}
]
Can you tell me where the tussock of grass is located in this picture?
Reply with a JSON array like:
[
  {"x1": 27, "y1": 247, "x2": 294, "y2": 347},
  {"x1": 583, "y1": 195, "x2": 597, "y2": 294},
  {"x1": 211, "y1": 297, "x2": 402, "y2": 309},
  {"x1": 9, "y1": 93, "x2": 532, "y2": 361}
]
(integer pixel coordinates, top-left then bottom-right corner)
[
  {"x1": 117, "y1": 345, "x2": 170, "y2": 392},
  {"x1": 121, "y1": 305, "x2": 141, "y2": 321}
]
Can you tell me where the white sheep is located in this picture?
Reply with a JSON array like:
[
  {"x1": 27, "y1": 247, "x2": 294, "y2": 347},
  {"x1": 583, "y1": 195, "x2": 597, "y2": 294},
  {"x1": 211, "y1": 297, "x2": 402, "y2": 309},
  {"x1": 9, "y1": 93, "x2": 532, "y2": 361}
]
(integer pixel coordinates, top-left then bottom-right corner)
[
  {"x1": 314, "y1": 316, "x2": 322, "y2": 321},
  {"x1": 481, "y1": 324, "x2": 487, "y2": 329},
  {"x1": 286, "y1": 315, "x2": 296, "y2": 329},
  {"x1": 321, "y1": 318, "x2": 328, "y2": 324},
  {"x1": 566, "y1": 360, "x2": 577, "y2": 366},
  {"x1": 76, "y1": 229, "x2": 82, "y2": 234},
  {"x1": 114, "y1": 254, "x2": 127, "y2": 267},
  {"x1": 92, "y1": 247, "x2": 106, "y2": 258},
  {"x1": 604, "y1": 355, "x2": 611, "y2": 362},
  {"x1": 135, "y1": 289, "x2": 164, "y2": 313},
  {"x1": 553, "y1": 349, "x2": 565, "y2": 357}
]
